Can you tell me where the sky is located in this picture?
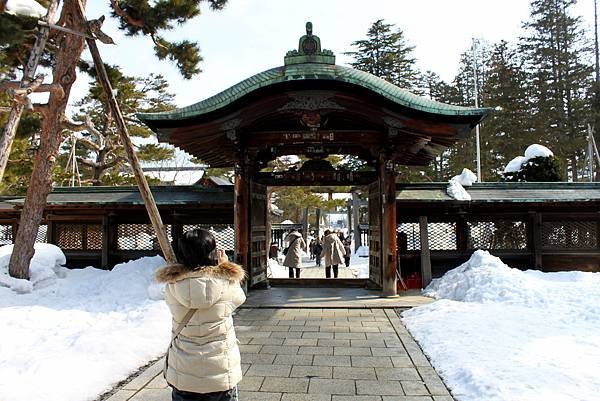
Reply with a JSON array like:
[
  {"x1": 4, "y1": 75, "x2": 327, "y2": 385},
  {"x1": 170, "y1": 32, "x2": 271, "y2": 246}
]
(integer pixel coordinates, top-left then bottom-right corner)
[{"x1": 72, "y1": 0, "x2": 598, "y2": 110}]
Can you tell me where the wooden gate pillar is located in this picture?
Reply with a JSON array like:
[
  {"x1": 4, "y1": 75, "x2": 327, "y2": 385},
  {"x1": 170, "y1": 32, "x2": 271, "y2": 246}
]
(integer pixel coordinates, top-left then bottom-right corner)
[
  {"x1": 380, "y1": 156, "x2": 398, "y2": 297},
  {"x1": 234, "y1": 157, "x2": 250, "y2": 281}
]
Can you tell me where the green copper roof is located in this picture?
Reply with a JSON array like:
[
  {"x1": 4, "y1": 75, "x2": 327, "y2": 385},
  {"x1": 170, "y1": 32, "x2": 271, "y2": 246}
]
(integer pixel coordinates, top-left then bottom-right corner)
[
  {"x1": 139, "y1": 63, "x2": 489, "y2": 122},
  {"x1": 138, "y1": 23, "x2": 488, "y2": 123}
]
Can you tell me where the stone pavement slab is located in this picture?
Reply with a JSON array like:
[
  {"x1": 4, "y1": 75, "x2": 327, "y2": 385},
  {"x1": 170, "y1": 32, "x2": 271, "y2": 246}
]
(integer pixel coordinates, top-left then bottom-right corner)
[{"x1": 101, "y1": 306, "x2": 454, "y2": 401}]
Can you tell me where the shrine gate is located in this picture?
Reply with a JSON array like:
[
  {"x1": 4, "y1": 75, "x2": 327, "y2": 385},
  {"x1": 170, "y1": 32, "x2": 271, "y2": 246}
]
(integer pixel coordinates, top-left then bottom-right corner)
[{"x1": 139, "y1": 23, "x2": 489, "y2": 296}]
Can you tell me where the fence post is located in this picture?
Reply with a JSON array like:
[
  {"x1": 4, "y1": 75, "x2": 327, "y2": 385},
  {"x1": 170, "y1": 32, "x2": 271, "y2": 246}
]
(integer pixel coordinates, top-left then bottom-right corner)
[
  {"x1": 533, "y1": 213, "x2": 543, "y2": 269},
  {"x1": 101, "y1": 214, "x2": 110, "y2": 269},
  {"x1": 419, "y1": 216, "x2": 432, "y2": 287}
]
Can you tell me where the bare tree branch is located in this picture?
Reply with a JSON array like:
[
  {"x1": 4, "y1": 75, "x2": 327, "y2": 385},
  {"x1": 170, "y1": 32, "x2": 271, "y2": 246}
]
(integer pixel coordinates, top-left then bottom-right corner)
[{"x1": 110, "y1": 0, "x2": 145, "y2": 28}]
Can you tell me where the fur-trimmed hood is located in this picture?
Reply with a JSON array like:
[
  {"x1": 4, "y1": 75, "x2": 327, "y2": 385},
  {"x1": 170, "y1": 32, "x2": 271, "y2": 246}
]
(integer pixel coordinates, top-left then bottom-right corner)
[{"x1": 155, "y1": 261, "x2": 246, "y2": 284}]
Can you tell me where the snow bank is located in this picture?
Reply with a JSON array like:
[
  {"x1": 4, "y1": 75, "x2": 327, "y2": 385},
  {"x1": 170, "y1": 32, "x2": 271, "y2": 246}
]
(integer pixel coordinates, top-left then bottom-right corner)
[
  {"x1": 0, "y1": 244, "x2": 67, "y2": 293},
  {"x1": 447, "y1": 168, "x2": 477, "y2": 201},
  {"x1": 0, "y1": 255, "x2": 171, "y2": 401},
  {"x1": 402, "y1": 251, "x2": 600, "y2": 401},
  {"x1": 4, "y1": 0, "x2": 47, "y2": 18},
  {"x1": 503, "y1": 144, "x2": 553, "y2": 174}
]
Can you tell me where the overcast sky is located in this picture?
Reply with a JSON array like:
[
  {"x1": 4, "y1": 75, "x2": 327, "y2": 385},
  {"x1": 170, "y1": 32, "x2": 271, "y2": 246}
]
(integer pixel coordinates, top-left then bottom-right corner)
[{"x1": 73, "y1": 0, "x2": 596, "y2": 109}]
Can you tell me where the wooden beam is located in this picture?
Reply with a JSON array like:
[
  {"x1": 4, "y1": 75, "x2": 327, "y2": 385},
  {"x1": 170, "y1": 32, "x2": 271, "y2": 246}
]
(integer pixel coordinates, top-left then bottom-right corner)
[{"x1": 75, "y1": 3, "x2": 176, "y2": 264}]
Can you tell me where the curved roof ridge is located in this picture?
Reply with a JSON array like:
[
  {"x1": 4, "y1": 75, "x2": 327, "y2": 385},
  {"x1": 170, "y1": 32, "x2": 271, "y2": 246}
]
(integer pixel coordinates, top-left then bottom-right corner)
[{"x1": 138, "y1": 63, "x2": 490, "y2": 122}]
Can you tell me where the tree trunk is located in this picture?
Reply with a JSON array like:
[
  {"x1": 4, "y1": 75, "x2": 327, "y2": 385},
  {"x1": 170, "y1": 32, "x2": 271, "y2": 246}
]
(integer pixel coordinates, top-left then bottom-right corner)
[
  {"x1": 0, "y1": 1, "x2": 60, "y2": 183},
  {"x1": 9, "y1": 1, "x2": 87, "y2": 279}
]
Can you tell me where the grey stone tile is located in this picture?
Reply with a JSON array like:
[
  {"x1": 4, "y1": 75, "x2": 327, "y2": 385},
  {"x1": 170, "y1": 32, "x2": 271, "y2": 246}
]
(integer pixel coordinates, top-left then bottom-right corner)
[
  {"x1": 298, "y1": 346, "x2": 334, "y2": 355},
  {"x1": 308, "y1": 378, "x2": 356, "y2": 395},
  {"x1": 146, "y1": 374, "x2": 168, "y2": 389},
  {"x1": 334, "y1": 332, "x2": 367, "y2": 340},
  {"x1": 313, "y1": 355, "x2": 352, "y2": 367},
  {"x1": 401, "y1": 381, "x2": 429, "y2": 396},
  {"x1": 261, "y1": 377, "x2": 310, "y2": 393},
  {"x1": 320, "y1": 326, "x2": 351, "y2": 333},
  {"x1": 382, "y1": 397, "x2": 433, "y2": 401},
  {"x1": 240, "y1": 344, "x2": 263, "y2": 353},
  {"x1": 260, "y1": 345, "x2": 300, "y2": 355},
  {"x1": 282, "y1": 394, "x2": 331, "y2": 401},
  {"x1": 246, "y1": 364, "x2": 292, "y2": 377},
  {"x1": 271, "y1": 331, "x2": 303, "y2": 339},
  {"x1": 238, "y1": 376, "x2": 265, "y2": 391},
  {"x1": 332, "y1": 397, "x2": 381, "y2": 401},
  {"x1": 239, "y1": 391, "x2": 282, "y2": 401},
  {"x1": 365, "y1": 333, "x2": 399, "y2": 340},
  {"x1": 333, "y1": 366, "x2": 377, "y2": 380},
  {"x1": 351, "y1": 339, "x2": 386, "y2": 347},
  {"x1": 274, "y1": 354, "x2": 314, "y2": 365},
  {"x1": 356, "y1": 380, "x2": 404, "y2": 396},
  {"x1": 241, "y1": 353, "x2": 276, "y2": 364},
  {"x1": 391, "y1": 356, "x2": 414, "y2": 368},
  {"x1": 318, "y1": 339, "x2": 350, "y2": 347},
  {"x1": 290, "y1": 325, "x2": 320, "y2": 332},
  {"x1": 352, "y1": 356, "x2": 394, "y2": 368},
  {"x1": 105, "y1": 390, "x2": 137, "y2": 401},
  {"x1": 284, "y1": 338, "x2": 319, "y2": 346},
  {"x1": 290, "y1": 365, "x2": 333, "y2": 379},
  {"x1": 302, "y1": 332, "x2": 335, "y2": 339},
  {"x1": 123, "y1": 360, "x2": 163, "y2": 390},
  {"x1": 375, "y1": 367, "x2": 420, "y2": 381},
  {"x1": 238, "y1": 330, "x2": 271, "y2": 338},
  {"x1": 129, "y1": 388, "x2": 171, "y2": 401},
  {"x1": 250, "y1": 337, "x2": 286, "y2": 345},
  {"x1": 371, "y1": 348, "x2": 409, "y2": 357},
  {"x1": 433, "y1": 396, "x2": 454, "y2": 401},
  {"x1": 334, "y1": 346, "x2": 372, "y2": 356}
]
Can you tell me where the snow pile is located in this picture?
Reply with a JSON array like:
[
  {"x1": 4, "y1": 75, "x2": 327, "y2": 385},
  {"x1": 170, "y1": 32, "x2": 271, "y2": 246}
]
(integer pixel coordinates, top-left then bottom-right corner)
[
  {"x1": 4, "y1": 0, "x2": 46, "y2": 18},
  {"x1": 402, "y1": 250, "x2": 600, "y2": 401},
  {"x1": 0, "y1": 255, "x2": 171, "y2": 401},
  {"x1": 349, "y1": 245, "x2": 369, "y2": 278},
  {"x1": 0, "y1": 244, "x2": 67, "y2": 293},
  {"x1": 504, "y1": 144, "x2": 554, "y2": 174},
  {"x1": 447, "y1": 168, "x2": 477, "y2": 201}
]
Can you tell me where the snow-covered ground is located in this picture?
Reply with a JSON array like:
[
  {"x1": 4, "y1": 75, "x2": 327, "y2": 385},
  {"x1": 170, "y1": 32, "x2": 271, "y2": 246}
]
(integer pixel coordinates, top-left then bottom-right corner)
[
  {"x1": 402, "y1": 250, "x2": 600, "y2": 401},
  {"x1": 0, "y1": 245, "x2": 171, "y2": 401},
  {"x1": 267, "y1": 245, "x2": 370, "y2": 278}
]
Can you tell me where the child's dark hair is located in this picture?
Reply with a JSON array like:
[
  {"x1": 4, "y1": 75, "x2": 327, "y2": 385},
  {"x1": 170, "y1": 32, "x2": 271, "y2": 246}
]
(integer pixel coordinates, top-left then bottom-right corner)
[{"x1": 175, "y1": 229, "x2": 218, "y2": 269}]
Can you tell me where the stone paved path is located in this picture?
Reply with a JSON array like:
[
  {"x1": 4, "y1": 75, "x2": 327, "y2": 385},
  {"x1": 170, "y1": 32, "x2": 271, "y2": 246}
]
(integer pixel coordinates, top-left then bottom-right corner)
[{"x1": 106, "y1": 308, "x2": 453, "y2": 401}]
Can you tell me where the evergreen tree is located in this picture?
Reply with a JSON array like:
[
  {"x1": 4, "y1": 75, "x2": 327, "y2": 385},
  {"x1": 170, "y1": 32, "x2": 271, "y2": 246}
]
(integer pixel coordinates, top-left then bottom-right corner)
[
  {"x1": 63, "y1": 64, "x2": 177, "y2": 185},
  {"x1": 520, "y1": 0, "x2": 594, "y2": 181},
  {"x1": 480, "y1": 41, "x2": 533, "y2": 180},
  {"x1": 346, "y1": 19, "x2": 419, "y2": 91}
]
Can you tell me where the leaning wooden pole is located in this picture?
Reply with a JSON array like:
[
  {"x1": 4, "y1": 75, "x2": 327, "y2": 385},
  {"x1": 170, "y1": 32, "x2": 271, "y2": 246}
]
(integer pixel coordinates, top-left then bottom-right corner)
[
  {"x1": 0, "y1": 0, "x2": 60, "y2": 183},
  {"x1": 75, "y1": 5, "x2": 176, "y2": 264}
]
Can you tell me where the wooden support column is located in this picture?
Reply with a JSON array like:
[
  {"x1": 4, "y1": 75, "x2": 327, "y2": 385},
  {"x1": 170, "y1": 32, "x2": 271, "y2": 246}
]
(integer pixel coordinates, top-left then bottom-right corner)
[
  {"x1": 315, "y1": 208, "x2": 321, "y2": 238},
  {"x1": 380, "y1": 157, "x2": 397, "y2": 297},
  {"x1": 529, "y1": 212, "x2": 543, "y2": 270},
  {"x1": 101, "y1": 214, "x2": 109, "y2": 269},
  {"x1": 234, "y1": 159, "x2": 250, "y2": 285},
  {"x1": 352, "y1": 190, "x2": 362, "y2": 250},
  {"x1": 419, "y1": 215, "x2": 432, "y2": 287}
]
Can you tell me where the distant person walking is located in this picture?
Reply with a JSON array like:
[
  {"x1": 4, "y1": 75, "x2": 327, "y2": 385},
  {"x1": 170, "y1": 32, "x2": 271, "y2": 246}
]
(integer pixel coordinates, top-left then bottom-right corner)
[
  {"x1": 314, "y1": 239, "x2": 323, "y2": 267},
  {"x1": 323, "y1": 229, "x2": 346, "y2": 278},
  {"x1": 343, "y1": 241, "x2": 351, "y2": 267},
  {"x1": 283, "y1": 230, "x2": 306, "y2": 278}
]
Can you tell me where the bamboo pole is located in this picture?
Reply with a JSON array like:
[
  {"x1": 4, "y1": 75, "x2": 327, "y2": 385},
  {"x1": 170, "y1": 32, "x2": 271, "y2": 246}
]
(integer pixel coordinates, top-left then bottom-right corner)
[
  {"x1": 0, "y1": 1, "x2": 60, "y2": 183},
  {"x1": 74, "y1": 3, "x2": 177, "y2": 264}
]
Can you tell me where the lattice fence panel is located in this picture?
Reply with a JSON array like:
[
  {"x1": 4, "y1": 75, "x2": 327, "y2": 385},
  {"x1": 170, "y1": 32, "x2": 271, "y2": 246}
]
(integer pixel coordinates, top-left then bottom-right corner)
[
  {"x1": 182, "y1": 225, "x2": 235, "y2": 251},
  {"x1": 542, "y1": 221, "x2": 598, "y2": 249},
  {"x1": 35, "y1": 225, "x2": 48, "y2": 243},
  {"x1": 0, "y1": 225, "x2": 13, "y2": 245},
  {"x1": 397, "y1": 223, "x2": 420, "y2": 250},
  {"x1": 56, "y1": 224, "x2": 83, "y2": 249},
  {"x1": 117, "y1": 224, "x2": 172, "y2": 250},
  {"x1": 428, "y1": 222, "x2": 457, "y2": 250},
  {"x1": 87, "y1": 224, "x2": 102, "y2": 250},
  {"x1": 468, "y1": 220, "x2": 528, "y2": 250}
]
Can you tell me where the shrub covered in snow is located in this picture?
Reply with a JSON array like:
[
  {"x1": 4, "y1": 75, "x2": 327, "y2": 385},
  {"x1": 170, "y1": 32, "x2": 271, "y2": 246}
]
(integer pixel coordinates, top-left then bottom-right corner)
[
  {"x1": 503, "y1": 144, "x2": 561, "y2": 182},
  {"x1": 0, "y1": 244, "x2": 67, "y2": 293}
]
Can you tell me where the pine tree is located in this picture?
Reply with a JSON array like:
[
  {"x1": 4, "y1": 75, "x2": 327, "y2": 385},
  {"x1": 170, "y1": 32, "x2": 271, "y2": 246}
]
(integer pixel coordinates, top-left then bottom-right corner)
[
  {"x1": 346, "y1": 19, "x2": 419, "y2": 91},
  {"x1": 63, "y1": 64, "x2": 177, "y2": 185},
  {"x1": 480, "y1": 41, "x2": 533, "y2": 180},
  {"x1": 1, "y1": 0, "x2": 229, "y2": 279},
  {"x1": 520, "y1": 0, "x2": 594, "y2": 181}
]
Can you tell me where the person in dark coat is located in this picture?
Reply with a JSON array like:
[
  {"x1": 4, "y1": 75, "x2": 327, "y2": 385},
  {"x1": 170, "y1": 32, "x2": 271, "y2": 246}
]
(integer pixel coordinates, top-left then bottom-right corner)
[
  {"x1": 343, "y1": 241, "x2": 351, "y2": 267},
  {"x1": 314, "y1": 239, "x2": 323, "y2": 267}
]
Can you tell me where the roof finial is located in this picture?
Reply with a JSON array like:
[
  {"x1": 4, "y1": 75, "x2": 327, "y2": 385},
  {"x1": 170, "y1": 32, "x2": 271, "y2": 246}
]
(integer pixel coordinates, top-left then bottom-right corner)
[{"x1": 284, "y1": 22, "x2": 335, "y2": 65}]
